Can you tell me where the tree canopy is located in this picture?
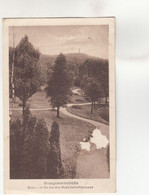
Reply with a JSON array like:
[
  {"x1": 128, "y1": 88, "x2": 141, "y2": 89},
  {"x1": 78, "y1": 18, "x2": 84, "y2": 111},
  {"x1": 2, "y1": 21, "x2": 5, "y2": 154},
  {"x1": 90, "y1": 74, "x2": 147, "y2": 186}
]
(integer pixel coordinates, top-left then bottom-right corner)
[
  {"x1": 46, "y1": 53, "x2": 72, "y2": 117},
  {"x1": 81, "y1": 77, "x2": 103, "y2": 113},
  {"x1": 11, "y1": 35, "x2": 42, "y2": 116}
]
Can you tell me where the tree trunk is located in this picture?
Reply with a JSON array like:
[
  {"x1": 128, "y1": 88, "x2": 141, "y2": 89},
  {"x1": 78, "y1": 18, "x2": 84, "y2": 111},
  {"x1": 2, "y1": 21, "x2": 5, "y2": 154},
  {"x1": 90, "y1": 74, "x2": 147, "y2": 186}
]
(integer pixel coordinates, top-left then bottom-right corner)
[
  {"x1": 90, "y1": 102, "x2": 93, "y2": 114},
  {"x1": 57, "y1": 106, "x2": 60, "y2": 118}
]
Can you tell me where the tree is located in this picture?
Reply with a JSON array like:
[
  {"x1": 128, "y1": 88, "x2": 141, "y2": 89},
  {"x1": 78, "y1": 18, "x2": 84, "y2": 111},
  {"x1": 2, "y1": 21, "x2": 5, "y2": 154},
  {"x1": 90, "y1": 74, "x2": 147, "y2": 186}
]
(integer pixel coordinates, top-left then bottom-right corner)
[
  {"x1": 10, "y1": 108, "x2": 50, "y2": 179},
  {"x1": 13, "y1": 35, "x2": 41, "y2": 122},
  {"x1": 10, "y1": 118, "x2": 24, "y2": 178},
  {"x1": 78, "y1": 58, "x2": 109, "y2": 104},
  {"x1": 47, "y1": 121, "x2": 64, "y2": 178},
  {"x1": 81, "y1": 77, "x2": 103, "y2": 113},
  {"x1": 97, "y1": 63, "x2": 109, "y2": 105},
  {"x1": 100, "y1": 70, "x2": 109, "y2": 105},
  {"x1": 20, "y1": 118, "x2": 50, "y2": 179},
  {"x1": 46, "y1": 53, "x2": 72, "y2": 118}
]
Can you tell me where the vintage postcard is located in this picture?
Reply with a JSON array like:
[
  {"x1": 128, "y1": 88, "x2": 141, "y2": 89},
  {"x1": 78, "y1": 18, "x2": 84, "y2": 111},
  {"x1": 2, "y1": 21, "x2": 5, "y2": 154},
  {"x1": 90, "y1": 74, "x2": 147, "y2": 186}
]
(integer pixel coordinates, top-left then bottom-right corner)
[{"x1": 3, "y1": 18, "x2": 115, "y2": 193}]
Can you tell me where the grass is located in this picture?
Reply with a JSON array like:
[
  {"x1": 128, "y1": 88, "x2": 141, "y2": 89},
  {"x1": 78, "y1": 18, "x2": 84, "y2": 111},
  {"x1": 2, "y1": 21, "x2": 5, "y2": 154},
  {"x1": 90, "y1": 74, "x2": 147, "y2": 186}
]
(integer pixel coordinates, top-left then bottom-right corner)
[
  {"x1": 11, "y1": 109, "x2": 95, "y2": 179},
  {"x1": 67, "y1": 104, "x2": 109, "y2": 125},
  {"x1": 10, "y1": 91, "x2": 51, "y2": 109},
  {"x1": 10, "y1": 88, "x2": 86, "y2": 109},
  {"x1": 98, "y1": 107, "x2": 109, "y2": 122}
]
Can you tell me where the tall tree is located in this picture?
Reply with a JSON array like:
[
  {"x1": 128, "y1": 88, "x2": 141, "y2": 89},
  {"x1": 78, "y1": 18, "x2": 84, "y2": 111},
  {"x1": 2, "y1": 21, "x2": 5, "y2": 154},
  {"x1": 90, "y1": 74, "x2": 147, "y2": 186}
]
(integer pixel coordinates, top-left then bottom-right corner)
[
  {"x1": 81, "y1": 77, "x2": 103, "y2": 113},
  {"x1": 46, "y1": 53, "x2": 72, "y2": 118},
  {"x1": 20, "y1": 118, "x2": 50, "y2": 179},
  {"x1": 98, "y1": 68, "x2": 109, "y2": 105},
  {"x1": 13, "y1": 35, "x2": 41, "y2": 121}
]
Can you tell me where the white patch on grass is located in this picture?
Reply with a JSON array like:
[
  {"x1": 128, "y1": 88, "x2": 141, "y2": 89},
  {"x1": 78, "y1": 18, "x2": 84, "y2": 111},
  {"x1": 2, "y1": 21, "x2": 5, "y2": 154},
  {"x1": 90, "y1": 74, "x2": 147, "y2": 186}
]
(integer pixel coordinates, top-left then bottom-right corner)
[
  {"x1": 79, "y1": 128, "x2": 109, "y2": 152},
  {"x1": 90, "y1": 128, "x2": 109, "y2": 149},
  {"x1": 80, "y1": 142, "x2": 91, "y2": 151}
]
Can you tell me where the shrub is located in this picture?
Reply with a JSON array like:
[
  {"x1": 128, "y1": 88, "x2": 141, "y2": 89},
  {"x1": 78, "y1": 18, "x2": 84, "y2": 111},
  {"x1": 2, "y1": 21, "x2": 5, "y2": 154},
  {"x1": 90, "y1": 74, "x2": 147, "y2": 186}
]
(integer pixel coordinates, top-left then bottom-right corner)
[
  {"x1": 10, "y1": 118, "x2": 24, "y2": 178},
  {"x1": 20, "y1": 119, "x2": 50, "y2": 179},
  {"x1": 10, "y1": 109, "x2": 50, "y2": 179},
  {"x1": 47, "y1": 121, "x2": 64, "y2": 178}
]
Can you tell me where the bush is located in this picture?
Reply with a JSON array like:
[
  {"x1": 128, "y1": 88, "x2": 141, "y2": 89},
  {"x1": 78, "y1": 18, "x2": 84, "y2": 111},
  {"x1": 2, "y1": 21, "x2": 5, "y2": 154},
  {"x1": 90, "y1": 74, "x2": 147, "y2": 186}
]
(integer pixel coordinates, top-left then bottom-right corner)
[
  {"x1": 47, "y1": 121, "x2": 64, "y2": 178},
  {"x1": 10, "y1": 109, "x2": 50, "y2": 179},
  {"x1": 20, "y1": 119, "x2": 50, "y2": 179},
  {"x1": 10, "y1": 118, "x2": 24, "y2": 178},
  {"x1": 10, "y1": 109, "x2": 65, "y2": 179}
]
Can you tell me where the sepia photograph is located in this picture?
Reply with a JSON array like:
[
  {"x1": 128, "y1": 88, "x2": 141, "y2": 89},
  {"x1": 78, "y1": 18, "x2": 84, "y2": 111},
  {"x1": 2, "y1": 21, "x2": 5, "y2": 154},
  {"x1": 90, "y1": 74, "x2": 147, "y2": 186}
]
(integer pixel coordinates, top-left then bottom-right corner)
[{"x1": 4, "y1": 18, "x2": 115, "y2": 193}]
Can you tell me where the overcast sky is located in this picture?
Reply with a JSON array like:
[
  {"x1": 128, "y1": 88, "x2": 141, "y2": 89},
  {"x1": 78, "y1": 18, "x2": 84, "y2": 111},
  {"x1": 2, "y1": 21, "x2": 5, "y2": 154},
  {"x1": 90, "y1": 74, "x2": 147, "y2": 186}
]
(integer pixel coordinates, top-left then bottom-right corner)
[{"x1": 9, "y1": 25, "x2": 108, "y2": 59}]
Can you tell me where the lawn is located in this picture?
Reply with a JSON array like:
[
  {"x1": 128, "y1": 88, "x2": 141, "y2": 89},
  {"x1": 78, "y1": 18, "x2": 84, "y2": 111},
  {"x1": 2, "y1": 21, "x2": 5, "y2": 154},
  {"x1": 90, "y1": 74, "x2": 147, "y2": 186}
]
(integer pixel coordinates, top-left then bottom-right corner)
[
  {"x1": 67, "y1": 104, "x2": 109, "y2": 125},
  {"x1": 11, "y1": 109, "x2": 95, "y2": 179},
  {"x1": 10, "y1": 91, "x2": 51, "y2": 109},
  {"x1": 10, "y1": 88, "x2": 86, "y2": 109}
]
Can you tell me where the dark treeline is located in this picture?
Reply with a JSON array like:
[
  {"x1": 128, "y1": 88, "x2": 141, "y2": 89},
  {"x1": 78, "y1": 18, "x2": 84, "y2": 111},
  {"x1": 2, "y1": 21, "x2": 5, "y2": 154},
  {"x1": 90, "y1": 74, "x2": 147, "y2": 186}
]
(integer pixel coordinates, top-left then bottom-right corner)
[
  {"x1": 74, "y1": 58, "x2": 109, "y2": 113},
  {"x1": 37, "y1": 53, "x2": 108, "y2": 87},
  {"x1": 10, "y1": 108, "x2": 63, "y2": 179}
]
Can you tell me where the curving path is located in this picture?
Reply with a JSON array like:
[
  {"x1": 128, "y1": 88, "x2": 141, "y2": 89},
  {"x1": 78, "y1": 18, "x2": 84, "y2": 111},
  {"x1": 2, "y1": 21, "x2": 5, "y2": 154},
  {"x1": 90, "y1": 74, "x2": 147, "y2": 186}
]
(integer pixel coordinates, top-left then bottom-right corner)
[
  {"x1": 60, "y1": 106, "x2": 109, "y2": 139},
  {"x1": 72, "y1": 88, "x2": 81, "y2": 96}
]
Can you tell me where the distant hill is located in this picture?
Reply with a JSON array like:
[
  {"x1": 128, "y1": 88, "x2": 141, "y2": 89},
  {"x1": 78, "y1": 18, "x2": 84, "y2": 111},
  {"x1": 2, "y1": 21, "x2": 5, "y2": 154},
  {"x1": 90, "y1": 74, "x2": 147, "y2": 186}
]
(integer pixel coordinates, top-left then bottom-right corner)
[
  {"x1": 37, "y1": 53, "x2": 108, "y2": 84},
  {"x1": 39, "y1": 53, "x2": 101, "y2": 66}
]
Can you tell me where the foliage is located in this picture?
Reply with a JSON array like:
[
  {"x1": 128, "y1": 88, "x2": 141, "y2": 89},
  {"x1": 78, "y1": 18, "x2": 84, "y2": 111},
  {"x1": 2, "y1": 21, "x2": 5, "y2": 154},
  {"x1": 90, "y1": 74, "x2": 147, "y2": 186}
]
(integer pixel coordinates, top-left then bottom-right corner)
[
  {"x1": 46, "y1": 53, "x2": 72, "y2": 117},
  {"x1": 78, "y1": 58, "x2": 109, "y2": 104},
  {"x1": 10, "y1": 108, "x2": 50, "y2": 179},
  {"x1": 79, "y1": 58, "x2": 108, "y2": 78},
  {"x1": 47, "y1": 121, "x2": 64, "y2": 178},
  {"x1": 11, "y1": 35, "x2": 42, "y2": 115},
  {"x1": 20, "y1": 119, "x2": 50, "y2": 179},
  {"x1": 81, "y1": 77, "x2": 103, "y2": 113},
  {"x1": 97, "y1": 67, "x2": 109, "y2": 104},
  {"x1": 10, "y1": 118, "x2": 24, "y2": 178}
]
